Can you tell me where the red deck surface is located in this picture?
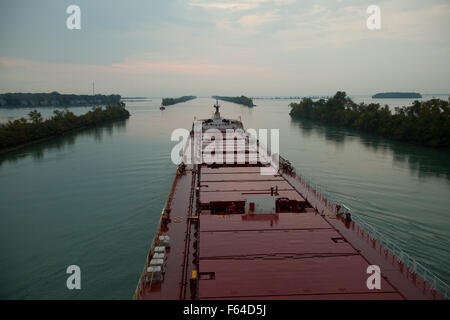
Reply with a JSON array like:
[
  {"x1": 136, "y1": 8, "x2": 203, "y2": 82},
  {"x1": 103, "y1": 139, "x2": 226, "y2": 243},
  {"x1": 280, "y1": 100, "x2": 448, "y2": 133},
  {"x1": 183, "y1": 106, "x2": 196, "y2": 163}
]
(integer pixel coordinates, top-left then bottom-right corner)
[
  {"x1": 201, "y1": 173, "x2": 283, "y2": 182},
  {"x1": 199, "y1": 210, "x2": 405, "y2": 299},
  {"x1": 200, "y1": 212, "x2": 330, "y2": 231},
  {"x1": 200, "y1": 190, "x2": 305, "y2": 204},
  {"x1": 198, "y1": 256, "x2": 402, "y2": 299},
  {"x1": 201, "y1": 180, "x2": 293, "y2": 192},
  {"x1": 201, "y1": 155, "x2": 263, "y2": 165},
  {"x1": 136, "y1": 115, "x2": 445, "y2": 300},
  {"x1": 205, "y1": 293, "x2": 403, "y2": 300},
  {"x1": 200, "y1": 229, "x2": 356, "y2": 258},
  {"x1": 202, "y1": 167, "x2": 263, "y2": 174}
]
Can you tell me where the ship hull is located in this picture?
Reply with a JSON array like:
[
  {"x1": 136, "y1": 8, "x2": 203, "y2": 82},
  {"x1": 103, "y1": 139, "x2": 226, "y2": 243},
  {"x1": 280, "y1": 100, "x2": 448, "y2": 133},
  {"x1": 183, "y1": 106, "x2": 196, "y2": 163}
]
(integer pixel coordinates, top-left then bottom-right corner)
[{"x1": 134, "y1": 107, "x2": 447, "y2": 300}]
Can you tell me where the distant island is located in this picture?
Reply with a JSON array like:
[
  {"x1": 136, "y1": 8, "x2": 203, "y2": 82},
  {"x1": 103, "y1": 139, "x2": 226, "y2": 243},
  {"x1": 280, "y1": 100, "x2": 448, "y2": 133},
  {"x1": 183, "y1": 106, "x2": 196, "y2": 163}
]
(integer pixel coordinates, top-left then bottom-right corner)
[
  {"x1": 162, "y1": 96, "x2": 197, "y2": 106},
  {"x1": 0, "y1": 92, "x2": 121, "y2": 108},
  {"x1": 290, "y1": 91, "x2": 450, "y2": 149},
  {"x1": 0, "y1": 102, "x2": 130, "y2": 153},
  {"x1": 212, "y1": 96, "x2": 255, "y2": 107},
  {"x1": 372, "y1": 92, "x2": 422, "y2": 99}
]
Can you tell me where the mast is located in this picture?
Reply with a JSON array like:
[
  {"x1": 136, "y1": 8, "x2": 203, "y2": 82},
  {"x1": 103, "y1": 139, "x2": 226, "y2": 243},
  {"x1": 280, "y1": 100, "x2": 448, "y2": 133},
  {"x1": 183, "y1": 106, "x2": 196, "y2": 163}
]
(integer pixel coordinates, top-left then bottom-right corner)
[{"x1": 213, "y1": 99, "x2": 221, "y2": 120}]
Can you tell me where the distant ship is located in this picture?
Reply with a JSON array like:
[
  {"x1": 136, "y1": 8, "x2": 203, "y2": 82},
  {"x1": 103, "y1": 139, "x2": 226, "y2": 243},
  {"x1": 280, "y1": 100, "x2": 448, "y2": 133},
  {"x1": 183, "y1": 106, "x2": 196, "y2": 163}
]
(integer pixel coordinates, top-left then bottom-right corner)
[{"x1": 134, "y1": 100, "x2": 448, "y2": 300}]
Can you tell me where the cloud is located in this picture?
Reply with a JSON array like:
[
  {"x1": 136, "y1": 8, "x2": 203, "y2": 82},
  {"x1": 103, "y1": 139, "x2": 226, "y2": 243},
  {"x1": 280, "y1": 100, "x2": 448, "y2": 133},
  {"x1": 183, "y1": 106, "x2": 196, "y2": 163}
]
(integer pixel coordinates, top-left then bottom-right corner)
[
  {"x1": 264, "y1": 1, "x2": 450, "y2": 49},
  {"x1": 238, "y1": 12, "x2": 277, "y2": 27},
  {"x1": 1, "y1": 0, "x2": 449, "y2": 95},
  {"x1": 188, "y1": 1, "x2": 258, "y2": 10},
  {"x1": 0, "y1": 56, "x2": 274, "y2": 77},
  {"x1": 380, "y1": 2, "x2": 450, "y2": 40},
  {"x1": 188, "y1": 0, "x2": 293, "y2": 11}
]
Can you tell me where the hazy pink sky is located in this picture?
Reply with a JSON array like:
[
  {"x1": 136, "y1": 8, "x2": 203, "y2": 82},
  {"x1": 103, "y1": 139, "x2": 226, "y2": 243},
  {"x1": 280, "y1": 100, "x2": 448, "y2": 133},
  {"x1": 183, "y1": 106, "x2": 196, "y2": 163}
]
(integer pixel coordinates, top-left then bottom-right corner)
[{"x1": 1, "y1": 0, "x2": 449, "y2": 96}]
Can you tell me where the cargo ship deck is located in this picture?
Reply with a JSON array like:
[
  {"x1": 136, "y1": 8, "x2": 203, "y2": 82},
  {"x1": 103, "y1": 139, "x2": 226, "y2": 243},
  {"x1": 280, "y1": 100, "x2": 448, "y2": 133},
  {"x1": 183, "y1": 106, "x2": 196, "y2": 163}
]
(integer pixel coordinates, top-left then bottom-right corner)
[{"x1": 134, "y1": 103, "x2": 448, "y2": 300}]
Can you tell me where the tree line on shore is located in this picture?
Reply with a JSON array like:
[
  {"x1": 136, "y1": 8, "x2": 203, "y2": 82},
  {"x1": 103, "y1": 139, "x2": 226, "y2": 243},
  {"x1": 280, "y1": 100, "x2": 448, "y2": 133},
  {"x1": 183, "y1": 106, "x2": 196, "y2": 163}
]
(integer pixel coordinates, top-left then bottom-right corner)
[
  {"x1": 162, "y1": 96, "x2": 197, "y2": 106},
  {"x1": 212, "y1": 96, "x2": 255, "y2": 107},
  {"x1": 289, "y1": 92, "x2": 450, "y2": 148},
  {"x1": 0, "y1": 102, "x2": 130, "y2": 151},
  {"x1": 0, "y1": 92, "x2": 121, "y2": 108}
]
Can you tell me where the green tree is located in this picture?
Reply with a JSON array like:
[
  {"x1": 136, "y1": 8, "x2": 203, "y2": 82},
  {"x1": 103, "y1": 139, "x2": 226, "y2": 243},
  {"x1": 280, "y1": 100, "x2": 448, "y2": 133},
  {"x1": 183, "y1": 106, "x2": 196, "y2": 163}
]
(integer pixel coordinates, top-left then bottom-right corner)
[{"x1": 28, "y1": 110, "x2": 43, "y2": 124}]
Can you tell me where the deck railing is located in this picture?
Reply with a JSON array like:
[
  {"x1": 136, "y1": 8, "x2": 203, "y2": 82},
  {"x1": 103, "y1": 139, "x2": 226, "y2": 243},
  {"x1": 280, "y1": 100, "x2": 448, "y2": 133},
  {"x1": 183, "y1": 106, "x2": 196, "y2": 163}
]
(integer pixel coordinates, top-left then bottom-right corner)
[
  {"x1": 279, "y1": 156, "x2": 449, "y2": 299},
  {"x1": 350, "y1": 212, "x2": 449, "y2": 298},
  {"x1": 133, "y1": 163, "x2": 184, "y2": 300}
]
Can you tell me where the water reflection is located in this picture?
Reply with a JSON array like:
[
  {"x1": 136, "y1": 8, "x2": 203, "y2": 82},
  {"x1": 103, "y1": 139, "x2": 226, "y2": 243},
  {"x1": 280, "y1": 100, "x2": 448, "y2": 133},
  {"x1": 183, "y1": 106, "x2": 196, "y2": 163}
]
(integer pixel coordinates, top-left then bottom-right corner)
[
  {"x1": 0, "y1": 120, "x2": 128, "y2": 167},
  {"x1": 290, "y1": 118, "x2": 450, "y2": 182}
]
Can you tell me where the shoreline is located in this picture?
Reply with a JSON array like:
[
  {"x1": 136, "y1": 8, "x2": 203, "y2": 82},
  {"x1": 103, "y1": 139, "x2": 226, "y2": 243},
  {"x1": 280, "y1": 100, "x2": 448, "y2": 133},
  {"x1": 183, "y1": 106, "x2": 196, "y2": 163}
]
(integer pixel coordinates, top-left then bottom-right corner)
[
  {"x1": 0, "y1": 116, "x2": 129, "y2": 156},
  {"x1": 212, "y1": 96, "x2": 255, "y2": 107},
  {"x1": 290, "y1": 116, "x2": 450, "y2": 152},
  {"x1": 162, "y1": 96, "x2": 197, "y2": 106}
]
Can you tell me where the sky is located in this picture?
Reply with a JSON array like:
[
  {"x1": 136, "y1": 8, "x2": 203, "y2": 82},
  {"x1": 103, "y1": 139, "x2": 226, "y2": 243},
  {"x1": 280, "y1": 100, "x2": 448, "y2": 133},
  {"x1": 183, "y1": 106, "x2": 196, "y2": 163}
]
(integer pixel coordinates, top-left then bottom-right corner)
[{"x1": 0, "y1": 0, "x2": 449, "y2": 97}]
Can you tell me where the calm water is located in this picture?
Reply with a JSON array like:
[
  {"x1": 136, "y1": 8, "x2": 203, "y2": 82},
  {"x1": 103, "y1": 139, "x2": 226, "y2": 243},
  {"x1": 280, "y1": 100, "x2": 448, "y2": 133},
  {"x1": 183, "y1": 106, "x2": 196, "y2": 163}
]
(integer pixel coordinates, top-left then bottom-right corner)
[{"x1": 0, "y1": 98, "x2": 449, "y2": 299}]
